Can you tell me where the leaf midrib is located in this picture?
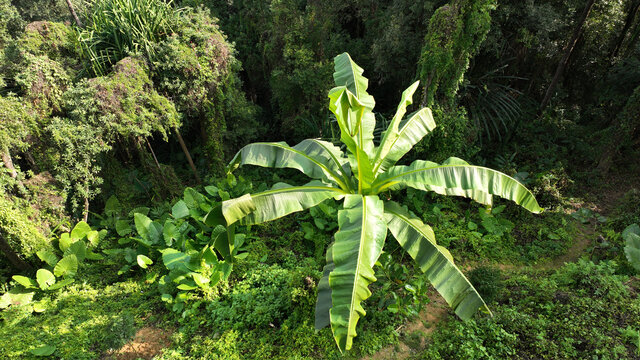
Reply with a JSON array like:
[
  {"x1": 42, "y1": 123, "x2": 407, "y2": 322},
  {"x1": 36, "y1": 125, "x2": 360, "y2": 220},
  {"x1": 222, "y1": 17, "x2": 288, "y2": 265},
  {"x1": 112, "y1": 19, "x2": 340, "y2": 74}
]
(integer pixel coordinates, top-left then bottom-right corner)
[
  {"x1": 252, "y1": 142, "x2": 348, "y2": 190},
  {"x1": 373, "y1": 164, "x2": 528, "y2": 194}
]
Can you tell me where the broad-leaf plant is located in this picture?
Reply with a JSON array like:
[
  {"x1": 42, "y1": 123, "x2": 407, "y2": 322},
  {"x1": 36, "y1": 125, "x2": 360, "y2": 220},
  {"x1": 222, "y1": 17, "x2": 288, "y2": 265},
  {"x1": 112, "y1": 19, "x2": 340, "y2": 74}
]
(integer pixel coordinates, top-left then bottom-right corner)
[{"x1": 214, "y1": 53, "x2": 543, "y2": 352}]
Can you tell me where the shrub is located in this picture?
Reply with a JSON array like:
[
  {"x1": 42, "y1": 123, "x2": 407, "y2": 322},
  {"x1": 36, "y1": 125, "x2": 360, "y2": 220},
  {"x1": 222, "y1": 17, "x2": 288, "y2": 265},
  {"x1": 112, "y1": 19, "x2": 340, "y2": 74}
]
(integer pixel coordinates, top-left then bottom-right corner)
[
  {"x1": 421, "y1": 262, "x2": 640, "y2": 359},
  {"x1": 0, "y1": 195, "x2": 49, "y2": 262},
  {"x1": 152, "y1": 7, "x2": 259, "y2": 168},
  {"x1": 207, "y1": 264, "x2": 296, "y2": 330},
  {"x1": 468, "y1": 265, "x2": 503, "y2": 304},
  {"x1": 14, "y1": 55, "x2": 70, "y2": 117},
  {"x1": 408, "y1": 105, "x2": 479, "y2": 164}
]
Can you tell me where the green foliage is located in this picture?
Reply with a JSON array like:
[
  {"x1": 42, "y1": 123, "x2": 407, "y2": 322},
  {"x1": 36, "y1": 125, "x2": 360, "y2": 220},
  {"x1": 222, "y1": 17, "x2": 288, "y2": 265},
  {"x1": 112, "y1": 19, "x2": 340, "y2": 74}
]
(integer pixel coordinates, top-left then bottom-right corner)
[
  {"x1": 64, "y1": 57, "x2": 179, "y2": 140},
  {"x1": 222, "y1": 53, "x2": 541, "y2": 352},
  {"x1": 421, "y1": 261, "x2": 640, "y2": 359},
  {"x1": 409, "y1": 105, "x2": 478, "y2": 164},
  {"x1": 0, "y1": 0, "x2": 24, "y2": 48},
  {"x1": 0, "y1": 95, "x2": 36, "y2": 152},
  {"x1": 54, "y1": 57, "x2": 179, "y2": 211},
  {"x1": 10, "y1": 0, "x2": 88, "y2": 24},
  {"x1": 623, "y1": 224, "x2": 640, "y2": 272},
  {"x1": 207, "y1": 264, "x2": 295, "y2": 330},
  {"x1": 152, "y1": 8, "x2": 230, "y2": 116},
  {"x1": 15, "y1": 21, "x2": 78, "y2": 68},
  {"x1": 0, "y1": 279, "x2": 161, "y2": 359},
  {"x1": 46, "y1": 117, "x2": 110, "y2": 214},
  {"x1": 0, "y1": 195, "x2": 48, "y2": 261},
  {"x1": 468, "y1": 265, "x2": 503, "y2": 304},
  {"x1": 375, "y1": 252, "x2": 431, "y2": 318},
  {"x1": 152, "y1": 7, "x2": 259, "y2": 167},
  {"x1": 2, "y1": 221, "x2": 103, "y2": 309},
  {"x1": 418, "y1": 0, "x2": 496, "y2": 106},
  {"x1": 99, "y1": 182, "x2": 250, "y2": 315},
  {"x1": 77, "y1": 0, "x2": 180, "y2": 76},
  {"x1": 608, "y1": 189, "x2": 640, "y2": 231},
  {"x1": 14, "y1": 55, "x2": 70, "y2": 117}
]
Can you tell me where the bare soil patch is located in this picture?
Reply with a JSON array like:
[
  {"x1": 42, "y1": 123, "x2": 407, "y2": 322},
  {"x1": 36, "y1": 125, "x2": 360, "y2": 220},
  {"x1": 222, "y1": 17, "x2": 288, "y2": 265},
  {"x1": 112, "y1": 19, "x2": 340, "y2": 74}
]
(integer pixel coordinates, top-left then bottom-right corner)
[
  {"x1": 105, "y1": 327, "x2": 172, "y2": 360},
  {"x1": 365, "y1": 293, "x2": 449, "y2": 360}
]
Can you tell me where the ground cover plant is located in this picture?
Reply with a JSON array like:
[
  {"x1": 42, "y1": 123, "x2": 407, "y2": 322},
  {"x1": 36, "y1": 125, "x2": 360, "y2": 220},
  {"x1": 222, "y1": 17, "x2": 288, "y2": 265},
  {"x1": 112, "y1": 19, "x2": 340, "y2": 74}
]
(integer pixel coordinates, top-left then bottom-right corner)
[{"x1": 219, "y1": 52, "x2": 543, "y2": 352}]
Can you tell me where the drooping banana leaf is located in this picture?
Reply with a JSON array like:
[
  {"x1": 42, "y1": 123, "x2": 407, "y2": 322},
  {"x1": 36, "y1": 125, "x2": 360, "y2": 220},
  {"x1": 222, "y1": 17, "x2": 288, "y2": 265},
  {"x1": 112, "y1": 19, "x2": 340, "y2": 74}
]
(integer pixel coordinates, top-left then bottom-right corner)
[
  {"x1": 315, "y1": 243, "x2": 335, "y2": 330},
  {"x1": 384, "y1": 201, "x2": 490, "y2": 320},
  {"x1": 372, "y1": 158, "x2": 543, "y2": 213},
  {"x1": 227, "y1": 140, "x2": 350, "y2": 189},
  {"x1": 373, "y1": 107, "x2": 436, "y2": 175},
  {"x1": 329, "y1": 195, "x2": 387, "y2": 352},
  {"x1": 222, "y1": 181, "x2": 346, "y2": 226},
  {"x1": 221, "y1": 194, "x2": 255, "y2": 226}
]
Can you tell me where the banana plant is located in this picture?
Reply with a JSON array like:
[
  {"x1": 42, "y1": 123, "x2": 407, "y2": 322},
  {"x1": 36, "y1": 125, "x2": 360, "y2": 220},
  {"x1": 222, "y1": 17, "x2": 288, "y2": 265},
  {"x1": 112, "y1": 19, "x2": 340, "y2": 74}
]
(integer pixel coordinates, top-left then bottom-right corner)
[{"x1": 214, "y1": 52, "x2": 543, "y2": 352}]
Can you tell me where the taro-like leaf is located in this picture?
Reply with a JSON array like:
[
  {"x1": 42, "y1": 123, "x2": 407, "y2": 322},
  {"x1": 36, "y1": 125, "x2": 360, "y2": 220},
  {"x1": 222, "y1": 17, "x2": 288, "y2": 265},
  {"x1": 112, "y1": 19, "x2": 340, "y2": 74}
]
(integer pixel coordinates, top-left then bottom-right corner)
[
  {"x1": 172, "y1": 200, "x2": 190, "y2": 219},
  {"x1": 36, "y1": 269, "x2": 56, "y2": 290},
  {"x1": 161, "y1": 248, "x2": 191, "y2": 272},
  {"x1": 47, "y1": 278, "x2": 74, "y2": 291},
  {"x1": 65, "y1": 241, "x2": 86, "y2": 262},
  {"x1": 134, "y1": 213, "x2": 152, "y2": 240},
  {"x1": 71, "y1": 221, "x2": 92, "y2": 240},
  {"x1": 58, "y1": 233, "x2": 72, "y2": 252},
  {"x1": 192, "y1": 272, "x2": 210, "y2": 288},
  {"x1": 0, "y1": 288, "x2": 34, "y2": 308},
  {"x1": 116, "y1": 219, "x2": 132, "y2": 236},
  {"x1": 12, "y1": 275, "x2": 37, "y2": 289},
  {"x1": 137, "y1": 254, "x2": 153, "y2": 269},
  {"x1": 37, "y1": 249, "x2": 59, "y2": 267},
  {"x1": 54, "y1": 255, "x2": 78, "y2": 278},
  {"x1": 104, "y1": 195, "x2": 122, "y2": 216},
  {"x1": 30, "y1": 345, "x2": 56, "y2": 356},
  {"x1": 86, "y1": 230, "x2": 100, "y2": 246}
]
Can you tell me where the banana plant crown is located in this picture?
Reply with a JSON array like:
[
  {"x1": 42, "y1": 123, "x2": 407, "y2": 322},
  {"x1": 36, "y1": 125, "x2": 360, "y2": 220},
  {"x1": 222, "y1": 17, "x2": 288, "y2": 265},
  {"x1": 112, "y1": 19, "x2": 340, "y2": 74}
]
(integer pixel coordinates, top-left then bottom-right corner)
[{"x1": 211, "y1": 52, "x2": 543, "y2": 353}]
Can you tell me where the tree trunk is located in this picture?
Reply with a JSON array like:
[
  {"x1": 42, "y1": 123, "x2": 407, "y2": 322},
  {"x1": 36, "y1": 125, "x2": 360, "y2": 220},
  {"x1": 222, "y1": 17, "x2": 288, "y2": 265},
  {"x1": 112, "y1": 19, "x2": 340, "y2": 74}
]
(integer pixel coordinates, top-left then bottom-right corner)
[
  {"x1": 540, "y1": 0, "x2": 597, "y2": 111},
  {"x1": 1, "y1": 151, "x2": 17, "y2": 179},
  {"x1": 65, "y1": 0, "x2": 83, "y2": 27},
  {"x1": 174, "y1": 128, "x2": 201, "y2": 184},
  {"x1": 145, "y1": 139, "x2": 161, "y2": 171},
  {"x1": 623, "y1": 16, "x2": 640, "y2": 57},
  {"x1": 2, "y1": 150, "x2": 27, "y2": 195},
  {"x1": 610, "y1": 0, "x2": 640, "y2": 60},
  {"x1": 0, "y1": 232, "x2": 32, "y2": 272},
  {"x1": 83, "y1": 189, "x2": 89, "y2": 223}
]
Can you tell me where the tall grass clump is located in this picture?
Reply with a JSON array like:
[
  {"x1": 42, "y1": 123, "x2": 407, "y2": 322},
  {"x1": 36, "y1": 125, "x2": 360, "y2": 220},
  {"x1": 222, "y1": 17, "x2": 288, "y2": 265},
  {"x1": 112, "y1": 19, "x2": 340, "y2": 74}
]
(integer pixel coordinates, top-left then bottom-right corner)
[{"x1": 77, "y1": 0, "x2": 179, "y2": 76}]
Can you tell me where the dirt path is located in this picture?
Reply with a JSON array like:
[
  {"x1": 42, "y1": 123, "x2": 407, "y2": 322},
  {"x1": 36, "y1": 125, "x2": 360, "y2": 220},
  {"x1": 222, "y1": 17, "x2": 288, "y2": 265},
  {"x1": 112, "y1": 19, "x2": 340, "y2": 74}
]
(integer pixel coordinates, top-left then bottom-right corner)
[
  {"x1": 103, "y1": 327, "x2": 173, "y2": 360},
  {"x1": 366, "y1": 295, "x2": 449, "y2": 360}
]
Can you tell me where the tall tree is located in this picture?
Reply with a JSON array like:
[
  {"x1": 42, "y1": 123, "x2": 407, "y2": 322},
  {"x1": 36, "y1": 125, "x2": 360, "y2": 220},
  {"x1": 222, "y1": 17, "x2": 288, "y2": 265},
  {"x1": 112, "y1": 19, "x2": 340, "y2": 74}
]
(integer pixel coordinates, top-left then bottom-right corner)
[
  {"x1": 610, "y1": 0, "x2": 640, "y2": 59},
  {"x1": 540, "y1": 0, "x2": 597, "y2": 110}
]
